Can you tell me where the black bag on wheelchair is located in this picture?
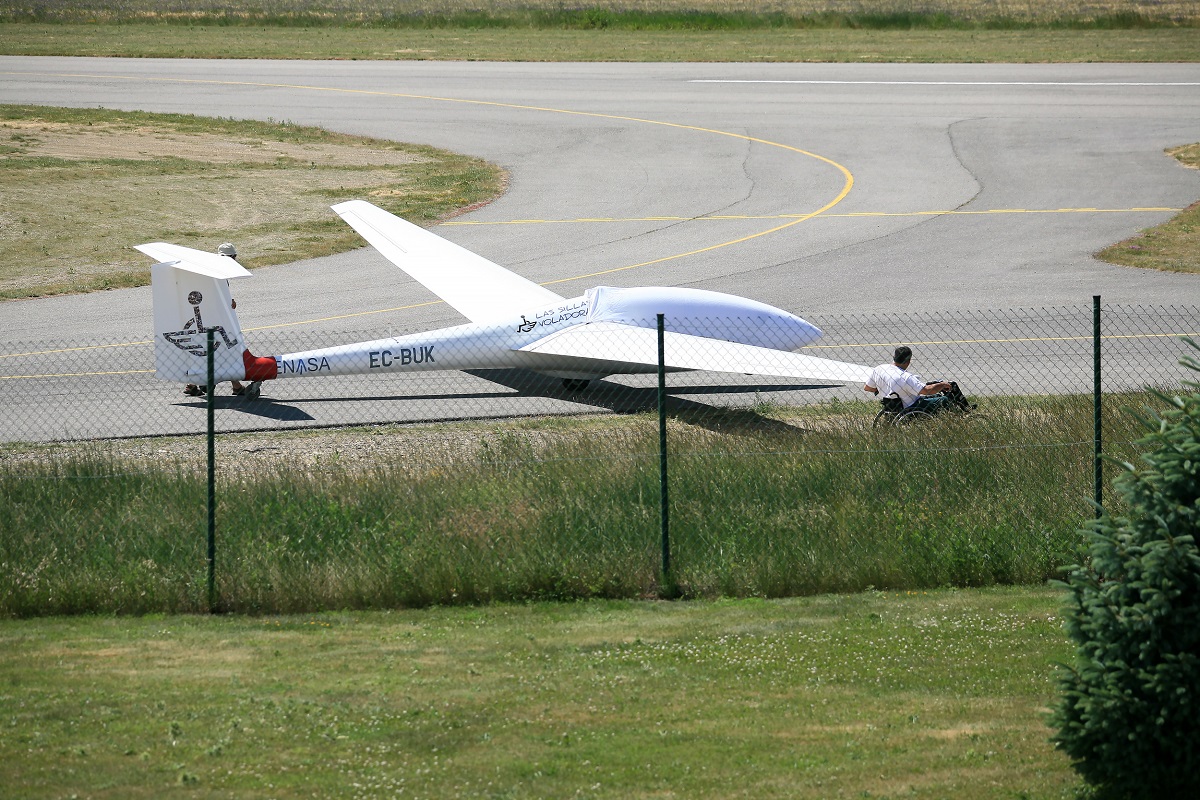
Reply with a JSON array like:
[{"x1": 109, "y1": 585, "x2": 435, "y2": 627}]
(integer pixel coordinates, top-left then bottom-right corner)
[
  {"x1": 942, "y1": 381, "x2": 974, "y2": 411},
  {"x1": 880, "y1": 395, "x2": 904, "y2": 414}
]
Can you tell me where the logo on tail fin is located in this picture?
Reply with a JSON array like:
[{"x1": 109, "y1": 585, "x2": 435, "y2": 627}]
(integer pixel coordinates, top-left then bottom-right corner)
[{"x1": 162, "y1": 291, "x2": 239, "y2": 355}]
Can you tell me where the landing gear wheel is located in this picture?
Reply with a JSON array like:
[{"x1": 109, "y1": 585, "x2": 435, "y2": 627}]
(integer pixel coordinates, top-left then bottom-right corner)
[{"x1": 242, "y1": 381, "x2": 262, "y2": 401}]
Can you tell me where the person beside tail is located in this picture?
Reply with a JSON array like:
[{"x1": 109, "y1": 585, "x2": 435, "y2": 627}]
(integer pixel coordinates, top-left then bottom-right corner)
[{"x1": 184, "y1": 243, "x2": 246, "y2": 397}]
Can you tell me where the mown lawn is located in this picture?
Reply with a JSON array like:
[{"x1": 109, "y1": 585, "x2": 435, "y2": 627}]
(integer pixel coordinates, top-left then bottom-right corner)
[{"x1": 0, "y1": 587, "x2": 1082, "y2": 799}]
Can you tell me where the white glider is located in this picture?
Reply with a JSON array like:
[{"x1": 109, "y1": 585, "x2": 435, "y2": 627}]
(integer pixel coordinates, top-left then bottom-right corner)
[{"x1": 142, "y1": 200, "x2": 871, "y2": 400}]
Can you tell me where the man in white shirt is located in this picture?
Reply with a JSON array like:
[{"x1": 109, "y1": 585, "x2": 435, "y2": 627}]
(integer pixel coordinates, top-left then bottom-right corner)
[{"x1": 864, "y1": 346, "x2": 953, "y2": 413}]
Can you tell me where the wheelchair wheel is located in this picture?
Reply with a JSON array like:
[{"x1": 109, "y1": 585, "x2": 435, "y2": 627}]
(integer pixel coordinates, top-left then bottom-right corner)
[
  {"x1": 893, "y1": 409, "x2": 936, "y2": 427},
  {"x1": 872, "y1": 409, "x2": 897, "y2": 428}
]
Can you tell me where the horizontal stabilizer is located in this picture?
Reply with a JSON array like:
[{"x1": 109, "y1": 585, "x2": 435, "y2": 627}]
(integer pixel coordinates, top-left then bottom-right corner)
[
  {"x1": 519, "y1": 322, "x2": 873, "y2": 383},
  {"x1": 332, "y1": 200, "x2": 564, "y2": 324},
  {"x1": 135, "y1": 243, "x2": 252, "y2": 280}
]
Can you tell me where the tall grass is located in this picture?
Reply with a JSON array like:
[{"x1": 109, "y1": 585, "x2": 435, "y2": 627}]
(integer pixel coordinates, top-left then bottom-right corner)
[
  {"x1": 0, "y1": 395, "x2": 1147, "y2": 617},
  {"x1": 1, "y1": 1, "x2": 1195, "y2": 29}
]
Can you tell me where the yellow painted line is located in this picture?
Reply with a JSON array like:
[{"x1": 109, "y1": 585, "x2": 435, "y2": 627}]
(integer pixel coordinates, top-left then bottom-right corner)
[
  {"x1": 0, "y1": 203, "x2": 1177, "y2": 364},
  {"x1": 446, "y1": 207, "x2": 1181, "y2": 226},
  {"x1": 0, "y1": 300, "x2": 444, "y2": 362},
  {"x1": 8, "y1": 69, "x2": 855, "y2": 281},
  {"x1": 0, "y1": 68, "x2": 854, "y2": 359},
  {"x1": 806, "y1": 332, "x2": 1200, "y2": 351},
  {"x1": 240, "y1": 300, "x2": 444, "y2": 332},
  {"x1": 0, "y1": 340, "x2": 152, "y2": 359},
  {"x1": 0, "y1": 369, "x2": 153, "y2": 380},
  {"x1": 0, "y1": 71, "x2": 1189, "y2": 378},
  {"x1": 5, "y1": 332, "x2": 1196, "y2": 381},
  {"x1": 824, "y1": 207, "x2": 1177, "y2": 217}
]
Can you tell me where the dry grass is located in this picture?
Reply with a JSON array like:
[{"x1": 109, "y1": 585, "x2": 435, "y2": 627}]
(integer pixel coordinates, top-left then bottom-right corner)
[
  {"x1": 2, "y1": 0, "x2": 1195, "y2": 25},
  {"x1": 1169, "y1": 143, "x2": 1200, "y2": 167},
  {"x1": 0, "y1": 106, "x2": 504, "y2": 298},
  {"x1": 1096, "y1": 146, "x2": 1200, "y2": 275},
  {"x1": 3, "y1": 120, "x2": 426, "y2": 166}
]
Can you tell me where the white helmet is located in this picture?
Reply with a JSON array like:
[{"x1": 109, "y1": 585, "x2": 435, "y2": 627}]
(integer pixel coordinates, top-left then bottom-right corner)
[{"x1": 217, "y1": 242, "x2": 238, "y2": 258}]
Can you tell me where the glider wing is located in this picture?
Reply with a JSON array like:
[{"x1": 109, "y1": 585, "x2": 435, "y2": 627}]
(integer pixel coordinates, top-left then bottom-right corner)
[
  {"x1": 519, "y1": 321, "x2": 873, "y2": 383},
  {"x1": 332, "y1": 200, "x2": 564, "y2": 324}
]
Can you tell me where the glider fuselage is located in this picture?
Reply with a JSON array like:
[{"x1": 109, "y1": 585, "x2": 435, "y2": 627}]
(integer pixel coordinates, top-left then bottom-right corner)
[{"x1": 270, "y1": 286, "x2": 824, "y2": 382}]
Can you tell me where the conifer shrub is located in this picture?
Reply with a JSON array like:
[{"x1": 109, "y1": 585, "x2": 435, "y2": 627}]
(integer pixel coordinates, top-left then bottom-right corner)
[{"x1": 1052, "y1": 339, "x2": 1200, "y2": 798}]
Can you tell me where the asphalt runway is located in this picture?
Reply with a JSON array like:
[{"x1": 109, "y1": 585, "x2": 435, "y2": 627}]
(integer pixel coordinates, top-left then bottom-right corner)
[{"x1": 1, "y1": 59, "x2": 1198, "y2": 441}]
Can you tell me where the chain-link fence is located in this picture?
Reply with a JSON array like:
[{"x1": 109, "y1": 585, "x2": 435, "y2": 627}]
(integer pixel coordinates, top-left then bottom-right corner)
[{"x1": 2, "y1": 302, "x2": 1197, "y2": 615}]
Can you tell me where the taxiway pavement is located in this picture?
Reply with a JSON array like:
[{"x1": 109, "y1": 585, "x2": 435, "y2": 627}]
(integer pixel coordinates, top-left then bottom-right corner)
[{"x1": 2, "y1": 59, "x2": 1197, "y2": 440}]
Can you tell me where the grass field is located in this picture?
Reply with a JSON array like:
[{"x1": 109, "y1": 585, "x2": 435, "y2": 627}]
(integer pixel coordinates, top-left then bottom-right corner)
[
  {"x1": 3, "y1": 0, "x2": 1196, "y2": 27},
  {"x1": 2, "y1": 21, "x2": 1197, "y2": 62},
  {"x1": 0, "y1": 105, "x2": 505, "y2": 299},
  {"x1": 0, "y1": 0, "x2": 1197, "y2": 62},
  {"x1": 1, "y1": 393, "x2": 1152, "y2": 617},
  {"x1": 0, "y1": 587, "x2": 1083, "y2": 799}
]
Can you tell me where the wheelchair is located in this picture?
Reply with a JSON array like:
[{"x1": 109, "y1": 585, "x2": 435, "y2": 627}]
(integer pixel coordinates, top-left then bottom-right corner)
[{"x1": 872, "y1": 382, "x2": 975, "y2": 428}]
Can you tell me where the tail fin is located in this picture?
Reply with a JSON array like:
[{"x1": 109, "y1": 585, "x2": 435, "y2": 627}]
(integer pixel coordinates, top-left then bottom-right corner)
[{"x1": 140, "y1": 242, "x2": 263, "y2": 383}]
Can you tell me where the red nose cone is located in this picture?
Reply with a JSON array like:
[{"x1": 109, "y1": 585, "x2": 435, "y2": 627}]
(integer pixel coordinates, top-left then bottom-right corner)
[{"x1": 243, "y1": 349, "x2": 278, "y2": 381}]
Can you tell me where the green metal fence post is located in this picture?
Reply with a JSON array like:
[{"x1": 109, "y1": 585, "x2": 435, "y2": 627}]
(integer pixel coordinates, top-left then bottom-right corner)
[
  {"x1": 1093, "y1": 295, "x2": 1103, "y2": 518},
  {"x1": 657, "y1": 313, "x2": 670, "y2": 577},
  {"x1": 206, "y1": 328, "x2": 217, "y2": 612}
]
